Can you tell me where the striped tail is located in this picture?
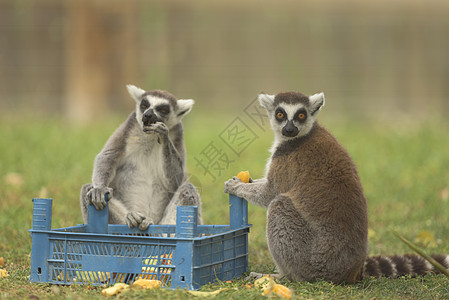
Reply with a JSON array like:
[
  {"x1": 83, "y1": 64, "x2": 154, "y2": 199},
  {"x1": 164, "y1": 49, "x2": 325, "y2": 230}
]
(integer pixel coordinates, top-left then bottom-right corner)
[{"x1": 363, "y1": 254, "x2": 449, "y2": 278}]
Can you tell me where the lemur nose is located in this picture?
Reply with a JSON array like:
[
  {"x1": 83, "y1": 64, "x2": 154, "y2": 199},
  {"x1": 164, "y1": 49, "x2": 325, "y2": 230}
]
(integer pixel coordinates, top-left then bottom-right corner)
[
  {"x1": 142, "y1": 109, "x2": 158, "y2": 125},
  {"x1": 282, "y1": 121, "x2": 299, "y2": 137}
]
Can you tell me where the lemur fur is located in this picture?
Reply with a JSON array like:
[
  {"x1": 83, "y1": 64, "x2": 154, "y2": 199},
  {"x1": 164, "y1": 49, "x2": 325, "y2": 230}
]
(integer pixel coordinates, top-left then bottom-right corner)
[
  {"x1": 80, "y1": 85, "x2": 201, "y2": 230},
  {"x1": 224, "y1": 91, "x2": 449, "y2": 283}
]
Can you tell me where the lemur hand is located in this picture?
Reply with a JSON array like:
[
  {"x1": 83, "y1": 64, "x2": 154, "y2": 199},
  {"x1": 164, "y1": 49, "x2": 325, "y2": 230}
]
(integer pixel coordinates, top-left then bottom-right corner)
[
  {"x1": 224, "y1": 176, "x2": 243, "y2": 195},
  {"x1": 126, "y1": 212, "x2": 153, "y2": 230},
  {"x1": 87, "y1": 186, "x2": 113, "y2": 210},
  {"x1": 143, "y1": 122, "x2": 168, "y2": 142}
]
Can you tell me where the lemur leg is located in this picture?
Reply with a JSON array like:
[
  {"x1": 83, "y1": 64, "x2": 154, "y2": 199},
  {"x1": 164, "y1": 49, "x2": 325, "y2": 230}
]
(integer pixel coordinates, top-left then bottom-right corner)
[
  {"x1": 107, "y1": 198, "x2": 129, "y2": 225},
  {"x1": 265, "y1": 194, "x2": 316, "y2": 282},
  {"x1": 159, "y1": 182, "x2": 202, "y2": 225}
]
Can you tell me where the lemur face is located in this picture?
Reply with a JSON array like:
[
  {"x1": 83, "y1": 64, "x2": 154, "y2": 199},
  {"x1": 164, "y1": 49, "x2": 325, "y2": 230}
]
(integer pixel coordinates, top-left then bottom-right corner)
[
  {"x1": 126, "y1": 85, "x2": 194, "y2": 131},
  {"x1": 258, "y1": 91, "x2": 325, "y2": 141}
]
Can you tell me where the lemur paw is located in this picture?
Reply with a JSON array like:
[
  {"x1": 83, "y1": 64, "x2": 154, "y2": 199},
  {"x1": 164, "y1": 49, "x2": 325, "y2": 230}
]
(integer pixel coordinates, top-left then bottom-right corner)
[
  {"x1": 126, "y1": 212, "x2": 153, "y2": 230},
  {"x1": 224, "y1": 176, "x2": 243, "y2": 195},
  {"x1": 87, "y1": 186, "x2": 113, "y2": 210},
  {"x1": 143, "y1": 122, "x2": 168, "y2": 139}
]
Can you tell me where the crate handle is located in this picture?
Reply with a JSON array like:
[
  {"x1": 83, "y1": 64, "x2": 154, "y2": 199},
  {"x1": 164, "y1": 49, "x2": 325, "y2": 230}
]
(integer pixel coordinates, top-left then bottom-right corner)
[
  {"x1": 87, "y1": 193, "x2": 109, "y2": 234},
  {"x1": 229, "y1": 195, "x2": 248, "y2": 229},
  {"x1": 31, "y1": 198, "x2": 53, "y2": 231}
]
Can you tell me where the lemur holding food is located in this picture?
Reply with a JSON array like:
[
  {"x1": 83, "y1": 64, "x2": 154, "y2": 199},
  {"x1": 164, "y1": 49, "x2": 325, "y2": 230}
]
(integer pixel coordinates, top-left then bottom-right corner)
[
  {"x1": 81, "y1": 85, "x2": 201, "y2": 230},
  {"x1": 225, "y1": 91, "x2": 449, "y2": 283}
]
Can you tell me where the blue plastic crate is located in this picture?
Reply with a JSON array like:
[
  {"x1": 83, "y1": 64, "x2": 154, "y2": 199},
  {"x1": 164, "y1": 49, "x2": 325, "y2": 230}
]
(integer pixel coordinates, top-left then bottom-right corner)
[{"x1": 29, "y1": 195, "x2": 251, "y2": 290}]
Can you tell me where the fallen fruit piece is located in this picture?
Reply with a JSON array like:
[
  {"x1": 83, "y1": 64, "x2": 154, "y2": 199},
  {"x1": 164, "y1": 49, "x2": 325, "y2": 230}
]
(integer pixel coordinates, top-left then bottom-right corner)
[
  {"x1": 254, "y1": 275, "x2": 275, "y2": 291},
  {"x1": 187, "y1": 288, "x2": 229, "y2": 297},
  {"x1": 101, "y1": 283, "x2": 129, "y2": 297},
  {"x1": 0, "y1": 257, "x2": 4, "y2": 267},
  {"x1": 263, "y1": 283, "x2": 292, "y2": 299},
  {"x1": 57, "y1": 272, "x2": 70, "y2": 282},
  {"x1": 236, "y1": 171, "x2": 250, "y2": 183},
  {"x1": 0, "y1": 269, "x2": 8, "y2": 278},
  {"x1": 132, "y1": 279, "x2": 162, "y2": 289}
]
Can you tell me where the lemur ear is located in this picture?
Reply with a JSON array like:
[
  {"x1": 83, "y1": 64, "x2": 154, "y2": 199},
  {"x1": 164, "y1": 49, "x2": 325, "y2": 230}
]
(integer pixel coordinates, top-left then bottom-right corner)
[
  {"x1": 258, "y1": 93, "x2": 276, "y2": 111},
  {"x1": 176, "y1": 99, "x2": 194, "y2": 118},
  {"x1": 126, "y1": 84, "x2": 146, "y2": 103},
  {"x1": 309, "y1": 92, "x2": 325, "y2": 115}
]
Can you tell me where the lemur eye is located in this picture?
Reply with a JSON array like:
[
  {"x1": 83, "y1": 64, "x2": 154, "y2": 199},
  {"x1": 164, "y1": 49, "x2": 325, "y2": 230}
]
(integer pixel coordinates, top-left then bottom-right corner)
[
  {"x1": 157, "y1": 105, "x2": 170, "y2": 114},
  {"x1": 298, "y1": 113, "x2": 306, "y2": 119},
  {"x1": 276, "y1": 112, "x2": 285, "y2": 119}
]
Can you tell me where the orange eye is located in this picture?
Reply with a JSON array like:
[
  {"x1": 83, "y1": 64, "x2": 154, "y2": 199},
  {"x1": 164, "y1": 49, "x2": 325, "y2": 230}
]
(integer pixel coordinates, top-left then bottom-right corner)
[
  {"x1": 298, "y1": 113, "x2": 306, "y2": 119},
  {"x1": 276, "y1": 112, "x2": 284, "y2": 119}
]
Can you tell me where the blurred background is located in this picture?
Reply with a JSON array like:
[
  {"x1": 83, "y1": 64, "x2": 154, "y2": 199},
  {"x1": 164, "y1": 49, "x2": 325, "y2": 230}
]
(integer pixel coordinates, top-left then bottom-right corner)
[{"x1": 1, "y1": 0, "x2": 448, "y2": 120}]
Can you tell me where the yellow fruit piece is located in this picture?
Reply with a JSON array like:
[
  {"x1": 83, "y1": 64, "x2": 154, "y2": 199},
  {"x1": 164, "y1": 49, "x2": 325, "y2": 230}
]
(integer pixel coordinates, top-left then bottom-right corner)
[
  {"x1": 187, "y1": 288, "x2": 229, "y2": 297},
  {"x1": 138, "y1": 253, "x2": 172, "y2": 283},
  {"x1": 271, "y1": 284, "x2": 293, "y2": 299},
  {"x1": 101, "y1": 283, "x2": 129, "y2": 297},
  {"x1": 0, "y1": 257, "x2": 4, "y2": 267},
  {"x1": 138, "y1": 268, "x2": 171, "y2": 283},
  {"x1": 132, "y1": 279, "x2": 162, "y2": 289},
  {"x1": 57, "y1": 272, "x2": 68, "y2": 281},
  {"x1": 254, "y1": 275, "x2": 275, "y2": 291},
  {"x1": 0, "y1": 269, "x2": 8, "y2": 278},
  {"x1": 57, "y1": 271, "x2": 110, "y2": 283},
  {"x1": 112, "y1": 272, "x2": 127, "y2": 283},
  {"x1": 236, "y1": 171, "x2": 250, "y2": 183},
  {"x1": 76, "y1": 271, "x2": 110, "y2": 283}
]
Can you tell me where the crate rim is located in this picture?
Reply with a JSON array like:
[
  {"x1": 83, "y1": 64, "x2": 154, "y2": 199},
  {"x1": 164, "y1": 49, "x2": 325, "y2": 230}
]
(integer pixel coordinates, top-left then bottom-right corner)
[{"x1": 29, "y1": 224, "x2": 252, "y2": 241}]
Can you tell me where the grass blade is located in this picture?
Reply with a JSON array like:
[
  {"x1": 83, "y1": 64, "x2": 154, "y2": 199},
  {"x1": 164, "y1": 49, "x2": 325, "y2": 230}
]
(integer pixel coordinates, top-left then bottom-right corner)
[{"x1": 393, "y1": 231, "x2": 449, "y2": 278}]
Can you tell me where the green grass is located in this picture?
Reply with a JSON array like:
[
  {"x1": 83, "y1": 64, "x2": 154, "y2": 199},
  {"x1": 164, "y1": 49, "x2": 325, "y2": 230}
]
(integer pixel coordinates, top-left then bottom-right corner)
[{"x1": 0, "y1": 112, "x2": 448, "y2": 299}]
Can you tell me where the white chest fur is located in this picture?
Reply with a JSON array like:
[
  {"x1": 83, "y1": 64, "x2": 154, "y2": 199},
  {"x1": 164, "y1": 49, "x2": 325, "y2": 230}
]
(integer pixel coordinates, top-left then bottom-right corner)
[{"x1": 112, "y1": 133, "x2": 170, "y2": 223}]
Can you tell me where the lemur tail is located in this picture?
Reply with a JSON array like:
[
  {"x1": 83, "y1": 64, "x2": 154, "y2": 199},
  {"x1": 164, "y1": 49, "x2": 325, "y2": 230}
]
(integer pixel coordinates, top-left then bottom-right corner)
[{"x1": 363, "y1": 254, "x2": 449, "y2": 278}]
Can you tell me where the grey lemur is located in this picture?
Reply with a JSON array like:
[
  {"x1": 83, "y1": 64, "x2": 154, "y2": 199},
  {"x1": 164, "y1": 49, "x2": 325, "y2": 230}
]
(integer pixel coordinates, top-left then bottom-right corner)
[
  {"x1": 225, "y1": 91, "x2": 449, "y2": 283},
  {"x1": 80, "y1": 85, "x2": 201, "y2": 230}
]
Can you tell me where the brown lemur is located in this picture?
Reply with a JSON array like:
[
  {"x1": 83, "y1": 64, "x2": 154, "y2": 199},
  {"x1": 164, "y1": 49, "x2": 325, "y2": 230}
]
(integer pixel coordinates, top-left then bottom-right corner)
[
  {"x1": 224, "y1": 91, "x2": 449, "y2": 283},
  {"x1": 81, "y1": 85, "x2": 201, "y2": 230}
]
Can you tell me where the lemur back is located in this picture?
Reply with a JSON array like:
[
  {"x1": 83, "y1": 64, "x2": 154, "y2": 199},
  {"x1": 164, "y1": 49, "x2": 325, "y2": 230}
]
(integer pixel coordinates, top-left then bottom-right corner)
[{"x1": 225, "y1": 91, "x2": 449, "y2": 283}]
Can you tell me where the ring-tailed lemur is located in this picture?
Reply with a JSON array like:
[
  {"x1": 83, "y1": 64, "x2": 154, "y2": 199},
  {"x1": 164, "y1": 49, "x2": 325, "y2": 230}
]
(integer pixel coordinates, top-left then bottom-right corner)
[
  {"x1": 80, "y1": 85, "x2": 201, "y2": 230},
  {"x1": 225, "y1": 91, "x2": 449, "y2": 283}
]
